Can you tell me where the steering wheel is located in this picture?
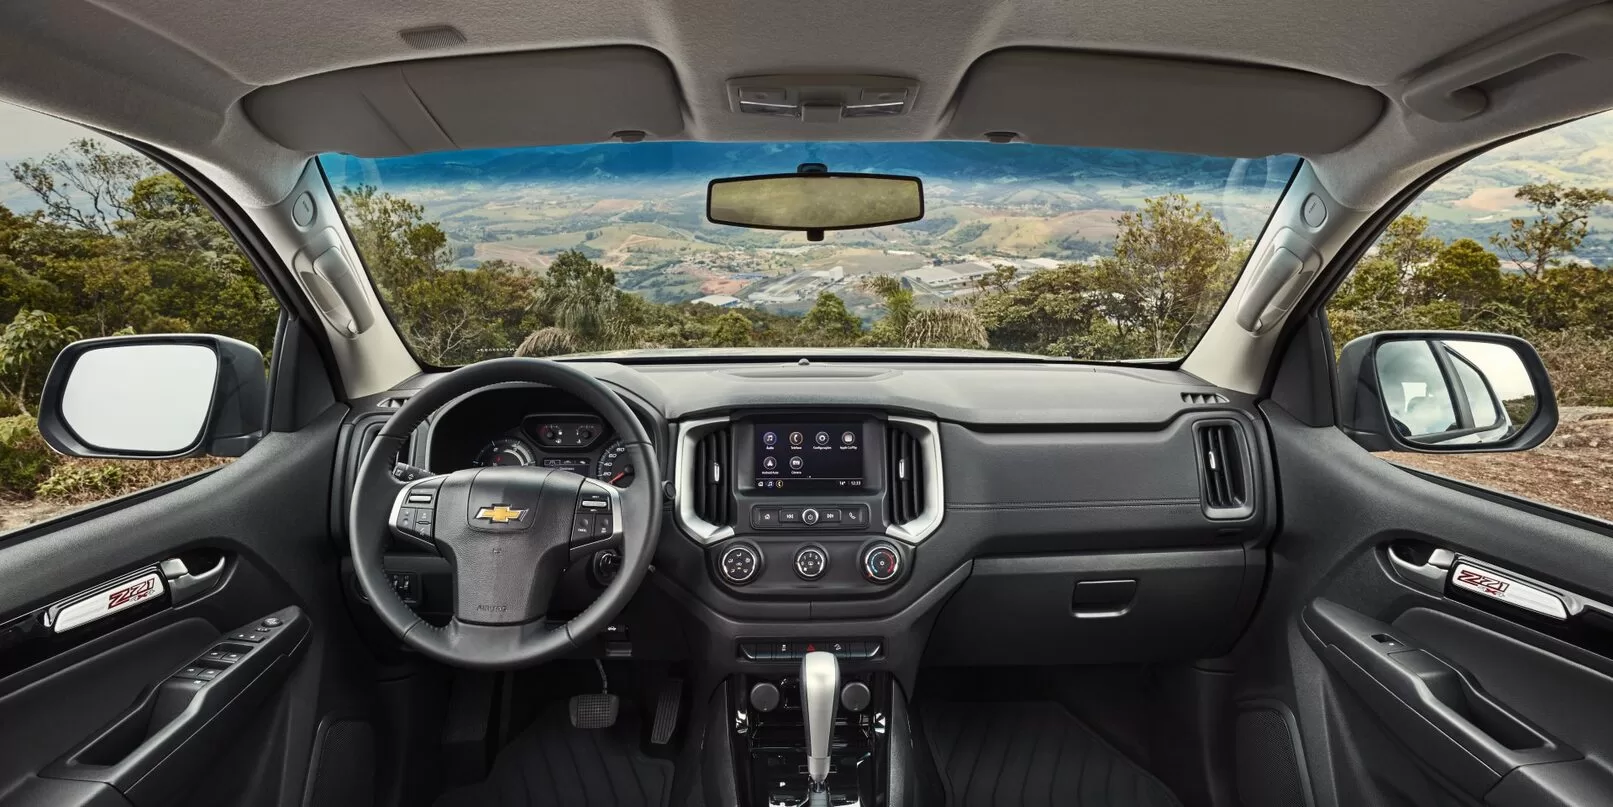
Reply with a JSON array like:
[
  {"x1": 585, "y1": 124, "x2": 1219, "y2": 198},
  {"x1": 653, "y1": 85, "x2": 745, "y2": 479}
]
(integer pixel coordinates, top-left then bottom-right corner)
[{"x1": 348, "y1": 358, "x2": 662, "y2": 670}]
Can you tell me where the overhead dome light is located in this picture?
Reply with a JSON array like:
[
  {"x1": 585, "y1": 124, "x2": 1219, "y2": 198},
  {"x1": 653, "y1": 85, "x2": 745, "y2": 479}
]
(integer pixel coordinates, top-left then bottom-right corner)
[{"x1": 727, "y1": 75, "x2": 919, "y2": 122}]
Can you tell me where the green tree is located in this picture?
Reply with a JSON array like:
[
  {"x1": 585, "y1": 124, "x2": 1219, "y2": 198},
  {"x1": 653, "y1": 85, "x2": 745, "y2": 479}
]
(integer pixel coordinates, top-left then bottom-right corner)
[
  {"x1": 533, "y1": 250, "x2": 622, "y2": 346},
  {"x1": 340, "y1": 186, "x2": 533, "y2": 363},
  {"x1": 1089, "y1": 194, "x2": 1233, "y2": 357},
  {"x1": 9, "y1": 138, "x2": 147, "y2": 235},
  {"x1": 1328, "y1": 215, "x2": 1449, "y2": 345},
  {"x1": 1490, "y1": 182, "x2": 1613, "y2": 280},
  {"x1": 972, "y1": 263, "x2": 1109, "y2": 356},
  {"x1": 0, "y1": 310, "x2": 79, "y2": 412},
  {"x1": 1410, "y1": 238, "x2": 1503, "y2": 313},
  {"x1": 709, "y1": 311, "x2": 754, "y2": 347},
  {"x1": 800, "y1": 292, "x2": 861, "y2": 344},
  {"x1": 862, "y1": 275, "x2": 915, "y2": 346}
]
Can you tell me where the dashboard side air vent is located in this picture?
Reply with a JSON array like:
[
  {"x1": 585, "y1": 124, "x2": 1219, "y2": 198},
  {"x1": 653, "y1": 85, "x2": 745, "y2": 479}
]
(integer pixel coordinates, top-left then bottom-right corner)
[
  {"x1": 886, "y1": 425, "x2": 925, "y2": 526},
  {"x1": 1182, "y1": 391, "x2": 1230, "y2": 405},
  {"x1": 692, "y1": 426, "x2": 733, "y2": 527},
  {"x1": 1194, "y1": 421, "x2": 1254, "y2": 519}
]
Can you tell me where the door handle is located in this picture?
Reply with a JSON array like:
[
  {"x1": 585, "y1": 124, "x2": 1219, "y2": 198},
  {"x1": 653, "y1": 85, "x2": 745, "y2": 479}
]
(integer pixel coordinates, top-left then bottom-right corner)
[
  {"x1": 1387, "y1": 543, "x2": 1455, "y2": 594},
  {"x1": 159, "y1": 556, "x2": 226, "y2": 605}
]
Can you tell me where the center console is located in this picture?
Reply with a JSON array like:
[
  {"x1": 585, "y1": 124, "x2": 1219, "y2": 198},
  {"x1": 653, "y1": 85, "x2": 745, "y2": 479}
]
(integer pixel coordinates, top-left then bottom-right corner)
[
  {"x1": 731, "y1": 660, "x2": 894, "y2": 807},
  {"x1": 677, "y1": 413, "x2": 934, "y2": 806},
  {"x1": 679, "y1": 412, "x2": 936, "y2": 599}
]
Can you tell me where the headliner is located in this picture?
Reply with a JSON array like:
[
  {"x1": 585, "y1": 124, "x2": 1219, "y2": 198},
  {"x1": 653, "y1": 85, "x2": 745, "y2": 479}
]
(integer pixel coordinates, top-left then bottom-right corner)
[{"x1": 2, "y1": 0, "x2": 1612, "y2": 207}]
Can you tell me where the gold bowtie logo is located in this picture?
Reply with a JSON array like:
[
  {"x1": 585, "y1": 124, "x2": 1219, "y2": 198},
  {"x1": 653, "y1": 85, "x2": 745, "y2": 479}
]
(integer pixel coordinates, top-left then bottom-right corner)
[{"x1": 475, "y1": 505, "x2": 526, "y2": 524}]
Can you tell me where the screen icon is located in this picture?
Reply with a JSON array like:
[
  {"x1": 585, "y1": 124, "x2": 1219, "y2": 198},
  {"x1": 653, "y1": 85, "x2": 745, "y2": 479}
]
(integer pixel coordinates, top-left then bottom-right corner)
[
  {"x1": 789, "y1": 431, "x2": 804, "y2": 446},
  {"x1": 789, "y1": 456, "x2": 804, "y2": 470},
  {"x1": 815, "y1": 431, "x2": 830, "y2": 445},
  {"x1": 763, "y1": 431, "x2": 778, "y2": 446},
  {"x1": 763, "y1": 456, "x2": 777, "y2": 470},
  {"x1": 841, "y1": 431, "x2": 856, "y2": 445}
]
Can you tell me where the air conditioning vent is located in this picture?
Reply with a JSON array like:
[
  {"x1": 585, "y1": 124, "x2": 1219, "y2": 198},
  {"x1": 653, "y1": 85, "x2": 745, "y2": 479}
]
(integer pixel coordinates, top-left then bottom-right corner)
[
  {"x1": 1182, "y1": 391, "x2": 1229, "y2": 405},
  {"x1": 1195, "y1": 421, "x2": 1252, "y2": 519},
  {"x1": 886, "y1": 426, "x2": 925, "y2": 526},
  {"x1": 692, "y1": 426, "x2": 733, "y2": 526}
]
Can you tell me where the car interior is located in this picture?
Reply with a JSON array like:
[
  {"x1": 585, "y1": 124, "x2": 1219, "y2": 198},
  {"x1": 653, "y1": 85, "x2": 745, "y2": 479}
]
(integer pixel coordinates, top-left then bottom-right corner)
[{"x1": 5, "y1": 1, "x2": 1613, "y2": 806}]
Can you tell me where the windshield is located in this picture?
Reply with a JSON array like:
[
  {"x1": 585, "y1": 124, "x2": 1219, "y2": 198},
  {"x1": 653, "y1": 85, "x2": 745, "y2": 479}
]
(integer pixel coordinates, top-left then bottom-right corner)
[{"x1": 320, "y1": 143, "x2": 1299, "y2": 365}]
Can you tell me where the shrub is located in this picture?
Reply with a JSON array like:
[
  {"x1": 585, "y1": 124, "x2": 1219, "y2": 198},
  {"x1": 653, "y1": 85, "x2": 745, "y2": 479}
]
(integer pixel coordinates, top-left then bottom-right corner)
[
  {"x1": 36, "y1": 463, "x2": 127, "y2": 502},
  {"x1": 0, "y1": 415, "x2": 57, "y2": 496}
]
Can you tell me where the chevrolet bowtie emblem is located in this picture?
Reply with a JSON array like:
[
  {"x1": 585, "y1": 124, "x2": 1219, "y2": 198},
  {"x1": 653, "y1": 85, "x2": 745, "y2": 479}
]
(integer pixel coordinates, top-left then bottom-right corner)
[{"x1": 475, "y1": 505, "x2": 526, "y2": 524}]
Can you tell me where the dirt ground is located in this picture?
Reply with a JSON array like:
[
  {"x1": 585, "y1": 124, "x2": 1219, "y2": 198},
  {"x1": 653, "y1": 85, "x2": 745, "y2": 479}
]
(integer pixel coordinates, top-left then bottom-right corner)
[
  {"x1": 1386, "y1": 407, "x2": 1613, "y2": 523},
  {"x1": 0, "y1": 498, "x2": 78, "y2": 534}
]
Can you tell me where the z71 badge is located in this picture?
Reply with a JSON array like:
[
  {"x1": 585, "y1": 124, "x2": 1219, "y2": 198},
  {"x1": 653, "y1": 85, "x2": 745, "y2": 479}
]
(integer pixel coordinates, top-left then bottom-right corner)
[
  {"x1": 1451, "y1": 562, "x2": 1568, "y2": 620},
  {"x1": 51, "y1": 570, "x2": 166, "y2": 633}
]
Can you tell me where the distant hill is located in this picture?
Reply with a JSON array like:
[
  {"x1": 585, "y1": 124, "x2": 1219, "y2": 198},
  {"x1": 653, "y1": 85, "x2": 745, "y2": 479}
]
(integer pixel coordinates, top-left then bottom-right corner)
[{"x1": 1405, "y1": 112, "x2": 1613, "y2": 263}]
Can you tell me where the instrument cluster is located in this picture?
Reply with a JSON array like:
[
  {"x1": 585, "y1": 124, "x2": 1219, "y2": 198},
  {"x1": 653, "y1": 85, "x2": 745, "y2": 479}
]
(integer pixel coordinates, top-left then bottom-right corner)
[
  {"x1": 426, "y1": 386, "x2": 643, "y2": 489},
  {"x1": 470, "y1": 415, "x2": 636, "y2": 488}
]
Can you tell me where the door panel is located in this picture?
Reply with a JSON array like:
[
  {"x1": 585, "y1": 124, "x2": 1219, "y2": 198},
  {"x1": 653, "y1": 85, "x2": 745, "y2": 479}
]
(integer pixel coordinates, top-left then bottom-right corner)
[
  {"x1": 0, "y1": 406, "x2": 371, "y2": 807},
  {"x1": 1235, "y1": 403, "x2": 1613, "y2": 807}
]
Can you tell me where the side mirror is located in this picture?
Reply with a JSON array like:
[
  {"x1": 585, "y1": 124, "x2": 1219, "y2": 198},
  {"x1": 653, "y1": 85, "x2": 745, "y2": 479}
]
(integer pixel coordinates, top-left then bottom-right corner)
[
  {"x1": 37, "y1": 335, "x2": 268, "y2": 459},
  {"x1": 1337, "y1": 331, "x2": 1557, "y2": 453}
]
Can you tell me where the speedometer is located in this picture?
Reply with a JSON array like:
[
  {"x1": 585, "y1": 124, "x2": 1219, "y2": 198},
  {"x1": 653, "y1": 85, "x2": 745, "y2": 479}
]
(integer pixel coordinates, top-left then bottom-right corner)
[
  {"x1": 474, "y1": 438, "x2": 536, "y2": 467},
  {"x1": 594, "y1": 439, "x2": 635, "y2": 487}
]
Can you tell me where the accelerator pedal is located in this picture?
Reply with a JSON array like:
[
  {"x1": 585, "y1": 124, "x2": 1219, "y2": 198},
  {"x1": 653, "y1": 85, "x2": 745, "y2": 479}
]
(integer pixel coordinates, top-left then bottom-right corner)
[
  {"x1": 649, "y1": 678, "x2": 683, "y2": 745},
  {"x1": 569, "y1": 660, "x2": 620, "y2": 729}
]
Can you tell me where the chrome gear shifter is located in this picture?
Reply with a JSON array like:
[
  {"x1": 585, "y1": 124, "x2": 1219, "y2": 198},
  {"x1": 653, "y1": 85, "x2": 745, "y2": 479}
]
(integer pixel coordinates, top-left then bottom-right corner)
[{"x1": 799, "y1": 650, "x2": 840, "y2": 791}]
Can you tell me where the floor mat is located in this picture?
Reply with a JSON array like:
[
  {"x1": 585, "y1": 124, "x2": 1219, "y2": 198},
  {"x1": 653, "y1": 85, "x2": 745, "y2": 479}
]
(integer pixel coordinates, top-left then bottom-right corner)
[
  {"x1": 920, "y1": 701, "x2": 1182, "y2": 807},
  {"x1": 435, "y1": 706, "x2": 674, "y2": 807}
]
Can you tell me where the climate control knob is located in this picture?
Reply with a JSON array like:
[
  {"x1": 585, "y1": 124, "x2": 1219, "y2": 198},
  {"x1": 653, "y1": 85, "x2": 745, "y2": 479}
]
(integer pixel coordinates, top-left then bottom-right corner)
[
  {"x1": 862, "y1": 543, "x2": 901, "y2": 583},
  {"x1": 719, "y1": 543, "x2": 762, "y2": 585},
  {"x1": 794, "y1": 545, "x2": 828, "y2": 580}
]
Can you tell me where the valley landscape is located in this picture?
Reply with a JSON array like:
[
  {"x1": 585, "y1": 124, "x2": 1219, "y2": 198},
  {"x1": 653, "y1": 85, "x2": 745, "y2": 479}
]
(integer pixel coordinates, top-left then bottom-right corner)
[{"x1": 319, "y1": 114, "x2": 1613, "y2": 324}]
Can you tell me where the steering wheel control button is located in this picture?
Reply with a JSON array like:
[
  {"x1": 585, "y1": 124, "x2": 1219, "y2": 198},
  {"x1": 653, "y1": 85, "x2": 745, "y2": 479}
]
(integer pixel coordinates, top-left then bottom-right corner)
[
  {"x1": 863, "y1": 543, "x2": 901, "y2": 583},
  {"x1": 719, "y1": 544, "x2": 761, "y2": 585},
  {"x1": 794, "y1": 545, "x2": 828, "y2": 579},
  {"x1": 571, "y1": 514, "x2": 595, "y2": 542},
  {"x1": 802, "y1": 508, "x2": 820, "y2": 525},
  {"x1": 593, "y1": 514, "x2": 612, "y2": 538}
]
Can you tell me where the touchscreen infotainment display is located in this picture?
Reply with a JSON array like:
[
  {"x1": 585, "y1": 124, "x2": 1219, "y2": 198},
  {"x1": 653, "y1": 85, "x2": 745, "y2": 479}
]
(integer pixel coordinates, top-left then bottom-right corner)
[{"x1": 753, "y1": 423, "x2": 863, "y2": 492}]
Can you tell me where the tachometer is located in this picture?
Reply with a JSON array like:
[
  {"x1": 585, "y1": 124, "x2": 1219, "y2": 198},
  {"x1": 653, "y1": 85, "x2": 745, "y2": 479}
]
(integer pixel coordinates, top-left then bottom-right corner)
[
  {"x1": 474, "y1": 438, "x2": 536, "y2": 467},
  {"x1": 594, "y1": 439, "x2": 635, "y2": 487}
]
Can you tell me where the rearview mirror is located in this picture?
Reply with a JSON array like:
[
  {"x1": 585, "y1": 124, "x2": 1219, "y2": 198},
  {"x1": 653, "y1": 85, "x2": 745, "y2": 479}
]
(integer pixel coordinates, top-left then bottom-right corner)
[
  {"x1": 37, "y1": 335, "x2": 268, "y2": 459},
  {"x1": 707, "y1": 171, "x2": 924, "y2": 240},
  {"x1": 1337, "y1": 331, "x2": 1557, "y2": 453}
]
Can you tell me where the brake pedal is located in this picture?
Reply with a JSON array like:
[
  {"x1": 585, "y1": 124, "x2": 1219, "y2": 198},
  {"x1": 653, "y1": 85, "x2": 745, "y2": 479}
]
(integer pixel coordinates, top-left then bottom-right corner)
[
  {"x1": 569, "y1": 661, "x2": 619, "y2": 729},
  {"x1": 650, "y1": 678, "x2": 683, "y2": 745}
]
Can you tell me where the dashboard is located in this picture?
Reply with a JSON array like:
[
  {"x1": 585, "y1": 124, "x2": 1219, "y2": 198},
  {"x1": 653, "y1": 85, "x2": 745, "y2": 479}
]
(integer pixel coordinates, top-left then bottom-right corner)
[{"x1": 356, "y1": 358, "x2": 1277, "y2": 672}]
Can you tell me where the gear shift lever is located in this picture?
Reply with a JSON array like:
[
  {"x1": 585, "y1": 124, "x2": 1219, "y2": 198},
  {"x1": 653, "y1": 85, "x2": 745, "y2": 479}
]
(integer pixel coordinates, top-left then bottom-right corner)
[{"x1": 799, "y1": 650, "x2": 840, "y2": 791}]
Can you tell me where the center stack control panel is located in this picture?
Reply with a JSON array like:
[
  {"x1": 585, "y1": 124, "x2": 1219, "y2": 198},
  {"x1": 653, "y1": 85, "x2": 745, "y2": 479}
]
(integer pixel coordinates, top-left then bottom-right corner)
[{"x1": 705, "y1": 413, "x2": 912, "y2": 597}]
